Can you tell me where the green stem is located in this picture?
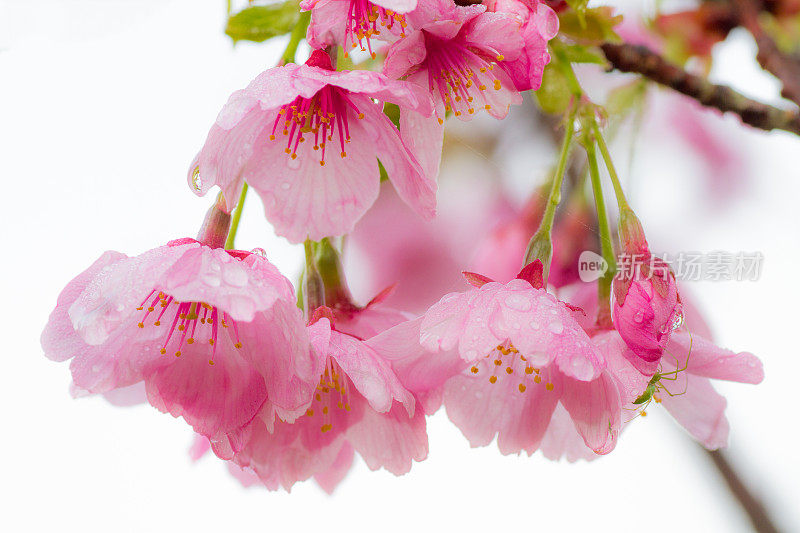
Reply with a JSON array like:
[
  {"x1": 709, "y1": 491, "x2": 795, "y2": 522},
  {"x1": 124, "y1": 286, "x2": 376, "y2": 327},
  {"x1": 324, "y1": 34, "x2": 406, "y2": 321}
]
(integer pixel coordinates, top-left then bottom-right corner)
[
  {"x1": 585, "y1": 141, "x2": 616, "y2": 274},
  {"x1": 224, "y1": 183, "x2": 249, "y2": 249},
  {"x1": 536, "y1": 103, "x2": 578, "y2": 237},
  {"x1": 585, "y1": 138, "x2": 617, "y2": 327},
  {"x1": 524, "y1": 103, "x2": 578, "y2": 274},
  {"x1": 282, "y1": 11, "x2": 311, "y2": 65},
  {"x1": 592, "y1": 121, "x2": 630, "y2": 211},
  {"x1": 552, "y1": 45, "x2": 584, "y2": 98}
]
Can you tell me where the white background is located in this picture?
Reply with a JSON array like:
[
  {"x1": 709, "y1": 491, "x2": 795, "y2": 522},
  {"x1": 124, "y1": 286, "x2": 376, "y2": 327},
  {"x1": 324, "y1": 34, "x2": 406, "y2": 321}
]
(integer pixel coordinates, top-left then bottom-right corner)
[{"x1": 1, "y1": 1, "x2": 798, "y2": 531}]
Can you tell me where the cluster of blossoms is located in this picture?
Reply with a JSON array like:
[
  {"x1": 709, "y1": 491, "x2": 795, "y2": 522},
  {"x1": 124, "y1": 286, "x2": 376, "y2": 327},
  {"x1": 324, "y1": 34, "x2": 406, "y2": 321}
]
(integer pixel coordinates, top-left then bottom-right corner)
[{"x1": 42, "y1": 0, "x2": 763, "y2": 492}]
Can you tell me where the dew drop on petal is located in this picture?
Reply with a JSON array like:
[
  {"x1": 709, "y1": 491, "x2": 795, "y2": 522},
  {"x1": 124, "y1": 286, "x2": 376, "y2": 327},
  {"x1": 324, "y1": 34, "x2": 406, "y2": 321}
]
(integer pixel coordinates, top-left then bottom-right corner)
[
  {"x1": 547, "y1": 321, "x2": 564, "y2": 334},
  {"x1": 633, "y1": 310, "x2": 645, "y2": 324},
  {"x1": 191, "y1": 168, "x2": 202, "y2": 192},
  {"x1": 250, "y1": 247, "x2": 267, "y2": 257},
  {"x1": 222, "y1": 263, "x2": 248, "y2": 287},
  {"x1": 505, "y1": 294, "x2": 531, "y2": 312}
]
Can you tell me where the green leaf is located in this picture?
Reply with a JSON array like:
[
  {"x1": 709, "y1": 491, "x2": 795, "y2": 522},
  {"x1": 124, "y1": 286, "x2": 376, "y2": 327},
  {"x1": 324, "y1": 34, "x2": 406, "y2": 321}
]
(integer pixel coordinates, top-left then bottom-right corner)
[
  {"x1": 535, "y1": 63, "x2": 572, "y2": 114},
  {"x1": 558, "y1": 6, "x2": 623, "y2": 45},
  {"x1": 565, "y1": 0, "x2": 589, "y2": 28},
  {"x1": 226, "y1": 1, "x2": 301, "y2": 44},
  {"x1": 551, "y1": 41, "x2": 607, "y2": 65}
]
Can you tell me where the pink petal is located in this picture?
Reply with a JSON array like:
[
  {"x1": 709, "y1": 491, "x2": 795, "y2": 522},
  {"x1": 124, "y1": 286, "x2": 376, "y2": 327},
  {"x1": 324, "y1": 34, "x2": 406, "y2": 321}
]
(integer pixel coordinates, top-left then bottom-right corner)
[
  {"x1": 443, "y1": 370, "x2": 558, "y2": 453},
  {"x1": 660, "y1": 374, "x2": 730, "y2": 449},
  {"x1": 328, "y1": 330, "x2": 415, "y2": 415},
  {"x1": 41, "y1": 250, "x2": 127, "y2": 362},
  {"x1": 244, "y1": 107, "x2": 381, "y2": 243},
  {"x1": 314, "y1": 443, "x2": 355, "y2": 494},
  {"x1": 560, "y1": 373, "x2": 621, "y2": 454},
  {"x1": 399, "y1": 107, "x2": 444, "y2": 192},
  {"x1": 667, "y1": 332, "x2": 764, "y2": 385},
  {"x1": 358, "y1": 97, "x2": 437, "y2": 220},
  {"x1": 346, "y1": 402, "x2": 428, "y2": 475}
]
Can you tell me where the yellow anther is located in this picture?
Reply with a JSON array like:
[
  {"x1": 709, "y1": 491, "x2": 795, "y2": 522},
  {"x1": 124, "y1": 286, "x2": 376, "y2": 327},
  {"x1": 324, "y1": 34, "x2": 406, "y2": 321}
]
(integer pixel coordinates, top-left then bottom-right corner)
[
  {"x1": 358, "y1": 113, "x2": 365, "y2": 119},
  {"x1": 306, "y1": 409, "x2": 314, "y2": 416},
  {"x1": 322, "y1": 406, "x2": 329, "y2": 414},
  {"x1": 506, "y1": 367, "x2": 513, "y2": 374},
  {"x1": 154, "y1": 320, "x2": 161, "y2": 326},
  {"x1": 208, "y1": 360, "x2": 215, "y2": 366},
  {"x1": 525, "y1": 367, "x2": 534, "y2": 375},
  {"x1": 160, "y1": 348, "x2": 166, "y2": 355},
  {"x1": 494, "y1": 359, "x2": 502, "y2": 366},
  {"x1": 175, "y1": 351, "x2": 181, "y2": 357},
  {"x1": 493, "y1": 80, "x2": 502, "y2": 90},
  {"x1": 235, "y1": 342, "x2": 242, "y2": 349},
  {"x1": 545, "y1": 383, "x2": 554, "y2": 391},
  {"x1": 269, "y1": 134, "x2": 275, "y2": 140},
  {"x1": 187, "y1": 338, "x2": 194, "y2": 344},
  {"x1": 519, "y1": 384, "x2": 527, "y2": 393},
  {"x1": 496, "y1": 54, "x2": 504, "y2": 61},
  {"x1": 534, "y1": 375, "x2": 542, "y2": 384},
  {"x1": 470, "y1": 366, "x2": 479, "y2": 374},
  {"x1": 137, "y1": 322, "x2": 144, "y2": 329},
  {"x1": 489, "y1": 376, "x2": 498, "y2": 384}
]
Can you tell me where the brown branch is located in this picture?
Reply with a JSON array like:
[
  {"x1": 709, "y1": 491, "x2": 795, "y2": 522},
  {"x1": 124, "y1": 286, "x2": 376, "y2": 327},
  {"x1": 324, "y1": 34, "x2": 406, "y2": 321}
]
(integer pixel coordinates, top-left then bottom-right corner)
[
  {"x1": 733, "y1": 0, "x2": 800, "y2": 107},
  {"x1": 704, "y1": 448, "x2": 781, "y2": 533},
  {"x1": 600, "y1": 42, "x2": 800, "y2": 136}
]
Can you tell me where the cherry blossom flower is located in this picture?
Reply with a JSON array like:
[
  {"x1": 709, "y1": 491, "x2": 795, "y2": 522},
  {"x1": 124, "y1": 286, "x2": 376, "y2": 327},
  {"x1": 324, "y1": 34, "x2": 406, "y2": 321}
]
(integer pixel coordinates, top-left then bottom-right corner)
[
  {"x1": 212, "y1": 304, "x2": 427, "y2": 492},
  {"x1": 302, "y1": 0, "x2": 414, "y2": 55},
  {"x1": 41, "y1": 236, "x2": 320, "y2": 442},
  {"x1": 189, "y1": 50, "x2": 435, "y2": 243},
  {"x1": 369, "y1": 263, "x2": 621, "y2": 456}
]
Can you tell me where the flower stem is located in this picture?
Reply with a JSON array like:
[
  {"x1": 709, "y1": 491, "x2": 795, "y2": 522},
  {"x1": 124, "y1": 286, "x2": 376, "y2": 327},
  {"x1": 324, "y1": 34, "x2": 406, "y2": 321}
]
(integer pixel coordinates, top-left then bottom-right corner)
[
  {"x1": 585, "y1": 137, "x2": 616, "y2": 327},
  {"x1": 524, "y1": 103, "x2": 578, "y2": 277},
  {"x1": 592, "y1": 120, "x2": 630, "y2": 211},
  {"x1": 224, "y1": 182, "x2": 248, "y2": 250}
]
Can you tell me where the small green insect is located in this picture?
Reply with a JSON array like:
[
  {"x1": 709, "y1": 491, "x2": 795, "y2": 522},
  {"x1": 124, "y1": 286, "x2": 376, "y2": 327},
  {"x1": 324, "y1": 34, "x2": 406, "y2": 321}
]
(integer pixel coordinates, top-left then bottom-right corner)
[{"x1": 632, "y1": 336, "x2": 693, "y2": 416}]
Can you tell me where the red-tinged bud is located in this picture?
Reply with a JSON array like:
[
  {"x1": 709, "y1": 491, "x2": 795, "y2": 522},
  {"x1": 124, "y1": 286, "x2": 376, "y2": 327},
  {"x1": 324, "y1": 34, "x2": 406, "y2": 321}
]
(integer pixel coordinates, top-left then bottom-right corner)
[{"x1": 617, "y1": 206, "x2": 649, "y2": 257}]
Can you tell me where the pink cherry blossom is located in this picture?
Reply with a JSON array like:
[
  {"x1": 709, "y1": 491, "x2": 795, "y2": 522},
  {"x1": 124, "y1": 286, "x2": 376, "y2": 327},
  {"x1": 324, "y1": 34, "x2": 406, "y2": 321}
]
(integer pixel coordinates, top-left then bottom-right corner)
[
  {"x1": 384, "y1": 0, "x2": 526, "y2": 122},
  {"x1": 302, "y1": 0, "x2": 414, "y2": 55},
  {"x1": 483, "y1": 0, "x2": 558, "y2": 91},
  {"x1": 189, "y1": 50, "x2": 435, "y2": 243},
  {"x1": 212, "y1": 304, "x2": 427, "y2": 492},
  {"x1": 369, "y1": 267, "x2": 622, "y2": 456},
  {"x1": 41, "y1": 238, "x2": 321, "y2": 442}
]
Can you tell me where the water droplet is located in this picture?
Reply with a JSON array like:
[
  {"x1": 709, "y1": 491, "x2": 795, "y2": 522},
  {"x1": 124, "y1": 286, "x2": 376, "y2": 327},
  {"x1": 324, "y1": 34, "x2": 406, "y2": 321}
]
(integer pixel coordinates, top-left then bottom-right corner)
[
  {"x1": 464, "y1": 349, "x2": 478, "y2": 360},
  {"x1": 505, "y1": 294, "x2": 531, "y2": 312},
  {"x1": 280, "y1": 182, "x2": 291, "y2": 190},
  {"x1": 287, "y1": 156, "x2": 301, "y2": 170},
  {"x1": 547, "y1": 322, "x2": 564, "y2": 334},
  {"x1": 529, "y1": 321, "x2": 540, "y2": 330},
  {"x1": 250, "y1": 247, "x2": 267, "y2": 257},
  {"x1": 671, "y1": 307, "x2": 684, "y2": 331},
  {"x1": 633, "y1": 310, "x2": 645, "y2": 324},
  {"x1": 191, "y1": 168, "x2": 202, "y2": 192}
]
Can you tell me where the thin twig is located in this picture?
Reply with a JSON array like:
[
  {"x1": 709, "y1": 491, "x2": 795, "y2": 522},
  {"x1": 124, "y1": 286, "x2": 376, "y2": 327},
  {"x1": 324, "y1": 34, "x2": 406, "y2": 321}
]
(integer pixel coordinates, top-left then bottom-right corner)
[
  {"x1": 600, "y1": 42, "x2": 800, "y2": 136},
  {"x1": 704, "y1": 448, "x2": 781, "y2": 533},
  {"x1": 733, "y1": 0, "x2": 800, "y2": 107}
]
